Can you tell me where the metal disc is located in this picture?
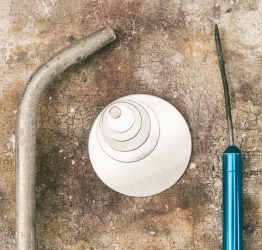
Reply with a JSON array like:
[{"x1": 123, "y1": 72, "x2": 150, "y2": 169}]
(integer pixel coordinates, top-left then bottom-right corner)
[
  {"x1": 99, "y1": 101, "x2": 152, "y2": 152},
  {"x1": 96, "y1": 100, "x2": 160, "y2": 162},
  {"x1": 102, "y1": 102, "x2": 142, "y2": 142},
  {"x1": 88, "y1": 94, "x2": 192, "y2": 197},
  {"x1": 105, "y1": 104, "x2": 135, "y2": 133}
]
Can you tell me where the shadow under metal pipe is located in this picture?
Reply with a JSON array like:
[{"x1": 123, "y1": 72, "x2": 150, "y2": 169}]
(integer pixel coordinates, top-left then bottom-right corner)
[{"x1": 15, "y1": 26, "x2": 116, "y2": 250}]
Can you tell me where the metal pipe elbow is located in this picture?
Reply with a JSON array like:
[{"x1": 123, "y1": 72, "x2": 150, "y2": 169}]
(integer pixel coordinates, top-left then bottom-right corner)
[{"x1": 15, "y1": 26, "x2": 116, "y2": 250}]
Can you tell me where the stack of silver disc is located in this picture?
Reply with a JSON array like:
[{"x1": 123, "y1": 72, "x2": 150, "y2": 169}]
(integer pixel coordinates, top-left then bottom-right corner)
[
  {"x1": 89, "y1": 94, "x2": 191, "y2": 197},
  {"x1": 97, "y1": 99, "x2": 159, "y2": 163}
]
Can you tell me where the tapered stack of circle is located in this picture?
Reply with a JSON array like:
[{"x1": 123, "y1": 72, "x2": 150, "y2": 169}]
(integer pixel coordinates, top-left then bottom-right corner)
[
  {"x1": 97, "y1": 100, "x2": 160, "y2": 162},
  {"x1": 89, "y1": 94, "x2": 192, "y2": 197}
]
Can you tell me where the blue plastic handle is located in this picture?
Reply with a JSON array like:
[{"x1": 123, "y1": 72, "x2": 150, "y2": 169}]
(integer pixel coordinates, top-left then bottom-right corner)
[{"x1": 223, "y1": 146, "x2": 243, "y2": 250}]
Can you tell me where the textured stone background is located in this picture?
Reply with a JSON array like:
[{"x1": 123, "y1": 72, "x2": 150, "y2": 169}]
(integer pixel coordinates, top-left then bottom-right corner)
[{"x1": 1, "y1": 0, "x2": 262, "y2": 249}]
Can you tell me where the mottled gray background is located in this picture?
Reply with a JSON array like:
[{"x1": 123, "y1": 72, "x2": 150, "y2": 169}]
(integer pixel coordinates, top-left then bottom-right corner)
[{"x1": 0, "y1": 0, "x2": 262, "y2": 249}]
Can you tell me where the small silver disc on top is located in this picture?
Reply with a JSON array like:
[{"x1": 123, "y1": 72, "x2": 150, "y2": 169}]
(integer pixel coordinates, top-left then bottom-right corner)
[
  {"x1": 88, "y1": 94, "x2": 192, "y2": 197},
  {"x1": 109, "y1": 106, "x2": 121, "y2": 119}
]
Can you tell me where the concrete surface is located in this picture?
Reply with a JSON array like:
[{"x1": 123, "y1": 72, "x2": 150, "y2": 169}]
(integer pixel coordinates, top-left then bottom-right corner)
[{"x1": 0, "y1": 0, "x2": 262, "y2": 249}]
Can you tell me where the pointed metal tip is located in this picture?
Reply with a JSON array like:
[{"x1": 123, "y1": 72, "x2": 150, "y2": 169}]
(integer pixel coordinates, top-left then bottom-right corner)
[{"x1": 215, "y1": 24, "x2": 219, "y2": 35}]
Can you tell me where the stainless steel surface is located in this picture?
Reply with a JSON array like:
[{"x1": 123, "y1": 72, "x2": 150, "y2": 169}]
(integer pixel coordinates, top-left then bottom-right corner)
[
  {"x1": 109, "y1": 106, "x2": 121, "y2": 119},
  {"x1": 89, "y1": 94, "x2": 192, "y2": 197},
  {"x1": 99, "y1": 101, "x2": 151, "y2": 152},
  {"x1": 103, "y1": 103, "x2": 142, "y2": 141},
  {"x1": 106, "y1": 104, "x2": 135, "y2": 132},
  {"x1": 15, "y1": 26, "x2": 116, "y2": 250},
  {"x1": 95, "y1": 98, "x2": 160, "y2": 163},
  {"x1": 215, "y1": 24, "x2": 234, "y2": 146}
]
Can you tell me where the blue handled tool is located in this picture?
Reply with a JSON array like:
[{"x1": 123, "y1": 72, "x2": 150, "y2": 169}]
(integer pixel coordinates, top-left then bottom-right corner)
[{"x1": 215, "y1": 24, "x2": 243, "y2": 250}]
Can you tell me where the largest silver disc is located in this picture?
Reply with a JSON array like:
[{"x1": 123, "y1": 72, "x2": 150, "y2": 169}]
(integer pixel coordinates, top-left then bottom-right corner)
[{"x1": 88, "y1": 94, "x2": 192, "y2": 197}]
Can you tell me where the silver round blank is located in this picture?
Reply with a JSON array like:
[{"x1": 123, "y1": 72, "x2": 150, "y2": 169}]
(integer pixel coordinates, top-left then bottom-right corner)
[
  {"x1": 109, "y1": 106, "x2": 121, "y2": 119},
  {"x1": 102, "y1": 103, "x2": 142, "y2": 141},
  {"x1": 89, "y1": 94, "x2": 192, "y2": 197},
  {"x1": 97, "y1": 100, "x2": 159, "y2": 161}
]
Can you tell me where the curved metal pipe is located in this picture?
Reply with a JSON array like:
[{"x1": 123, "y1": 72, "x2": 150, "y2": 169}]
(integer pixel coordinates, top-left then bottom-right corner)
[{"x1": 15, "y1": 26, "x2": 116, "y2": 250}]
